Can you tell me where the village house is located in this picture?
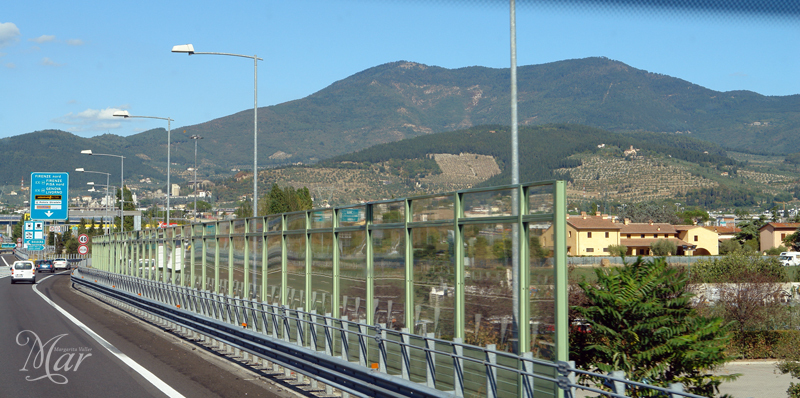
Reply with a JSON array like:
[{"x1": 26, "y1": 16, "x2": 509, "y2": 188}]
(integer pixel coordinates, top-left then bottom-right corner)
[{"x1": 759, "y1": 222, "x2": 800, "y2": 252}]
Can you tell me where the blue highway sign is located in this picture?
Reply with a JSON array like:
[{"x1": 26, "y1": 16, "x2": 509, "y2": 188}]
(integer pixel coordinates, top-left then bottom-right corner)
[
  {"x1": 31, "y1": 172, "x2": 69, "y2": 220},
  {"x1": 27, "y1": 244, "x2": 45, "y2": 251}
]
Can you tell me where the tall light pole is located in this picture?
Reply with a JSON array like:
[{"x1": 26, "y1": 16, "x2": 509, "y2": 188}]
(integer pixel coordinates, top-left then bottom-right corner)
[
  {"x1": 190, "y1": 134, "x2": 203, "y2": 221},
  {"x1": 76, "y1": 168, "x2": 111, "y2": 234},
  {"x1": 81, "y1": 150, "x2": 125, "y2": 233},
  {"x1": 114, "y1": 111, "x2": 174, "y2": 226},
  {"x1": 509, "y1": 0, "x2": 521, "y2": 353},
  {"x1": 172, "y1": 44, "x2": 262, "y2": 218}
]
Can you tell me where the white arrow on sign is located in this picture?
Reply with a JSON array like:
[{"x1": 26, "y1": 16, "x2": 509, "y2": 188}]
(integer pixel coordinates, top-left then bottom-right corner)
[{"x1": 45, "y1": 211, "x2": 53, "y2": 217}]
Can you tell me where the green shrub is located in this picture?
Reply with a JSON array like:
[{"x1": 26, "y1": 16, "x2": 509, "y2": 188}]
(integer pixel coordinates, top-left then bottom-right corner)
[{"x1": 650, "y1": 239, "x2": 677, "y2": 256}]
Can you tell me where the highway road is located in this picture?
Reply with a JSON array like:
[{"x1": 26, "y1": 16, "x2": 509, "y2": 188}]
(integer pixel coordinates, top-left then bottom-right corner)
[{"x1": 0, "y1": 254, "x2": 299, "y2": 398}]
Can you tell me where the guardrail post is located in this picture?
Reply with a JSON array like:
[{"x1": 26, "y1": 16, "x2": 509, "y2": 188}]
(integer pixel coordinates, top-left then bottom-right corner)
[
  {"x1": 425, "y1": 332, "x2": 436, "y2": 389},
  {"x1": 358, "y1": 324, "x2": 368, "y2": 367},
  {"x1": 486, "y1": 344, "x2": 497, "y2": 398},
  {"x1": 400, "y1": 328, "x2": 411, "y2": 381},
  {"x1": 340, "y1": 316, "x2": 350, "y2": 362},
  {"x1": 668, "y1": 383, "x2": 684, "y2": 398},
  {"x1": 377, "y1": 324, "x2": 387, "y2": 374},
  {"x1": 296, "y1": 307, "x2": 305, "y2": 348},
  {"x1": 453, "y1": 337, "x2": 465, "y2": 397},
  {"x1": 610, "y1": 370, "x2": 626, "y2": 395}
]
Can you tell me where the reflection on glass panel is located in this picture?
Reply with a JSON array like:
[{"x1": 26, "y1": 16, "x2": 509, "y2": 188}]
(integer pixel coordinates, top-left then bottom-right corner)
[
  {"x1": 267, "y1": 216, "x2": 281, "y2": 232},
  {"x1": 286, "y1": 213, "x2": 306, "y2": 231},
  {"x1": 219, "y1": 221, "x2": 230, "y2": 236},
  {"x1": 233, "y1": 219, "x2": 246, "y2": 235},
  {"x1": 373, "y1": 228, "x2": 405, "y2": 330},
  {"x1": 373, "y1": 201, "x2": 404, "y2": 224},
  {"x1": 204, "y1": 238, "x2": 216, "y2": 291},
  {"x1": 310, "y1": 210, "x2": 333, "y2": 229},
  {"x1": 411, "y1": 196, "x2": 454, "y2": 222},
  {"x1": 338, "y1": 207, "x2": 365, "y2": 228},
  {"x1": 162, "y1": 242, "x2": 174, "y2": 284},
  {"x1": 250, "y1": 237, "x2": 263, "y2": 301},
  {"x1": 193, "y1": 238, "x2": 203, "y2": 290},
  {"x1": 193, "y1": 224, "x2": 204, "y2": 235},
  {"x1": 413, "y1": 226, "x2": 454, "y2": 340},
  {"x1": 339, "y1": 230, "x2": 366, "y2": 322},
  {"x1": 527, "y1": 184, "x2": 554, "y2": 215},
  {"x1": 462, "y1": 189, "x2": 514, "y2": 218},
  {"x1": 463, "y1": 223, "x2": 514, "y2": 352},
  {"x1": 286, "y1": 234, "x2": 306, "y2": 310},
  {"x1": 232, "y1": 236, "x2": 246, "y2": 299},
  {"x1": 266, "y1": 235, "x2": 282, "y2": 305},
  {"x1": 204, "y1": 223, "x2": 216, "y2": 236},
  {"x1": 529, "y1": 222, "x2": 555, "y2": 360},
  {"x1": 250, "y1": 218, "x2": 264, "y2": 233},
  {"x1": 310, "y1": 233, "x2": 333, "y2": 314},
  {"x1": 218, "y1": 236, "x2": 230, "y2": 295}
]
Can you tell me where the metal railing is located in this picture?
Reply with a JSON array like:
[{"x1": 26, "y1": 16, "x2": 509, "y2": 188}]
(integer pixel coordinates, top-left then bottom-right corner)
[{"x1": 72, "y1": 266, "x2": 706, "y2": 398}]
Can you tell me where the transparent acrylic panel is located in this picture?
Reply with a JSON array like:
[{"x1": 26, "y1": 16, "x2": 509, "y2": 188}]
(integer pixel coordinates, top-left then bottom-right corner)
[
  {"x1": 286, "y1": 213, "x2": 306, "y2": 231},
  {"x1": 339, "y1": 230, "x2": 366, "y2": 322},
  {"x1": 411, "y1": 195, "x2": 454, "y2": 222},
  {"x1": 527, "y1": 184, "x2": 554, "y2": 215},
  {"x1": 266, "y1": 235, "x2": 282, "y2": 305},
  {"x1": 218, "y1": 221, "x2": 230, "y2": 236},
  {"x1": 310, "y1": 232, "x2": 333, "y2": 314},
  {"x1": 373, "y1": 228, "x2": 405, "y2": 330},
  {"x1": 193, "y1": 238, "x2": 203, "y2": 290},
  {"x1": 204, "y1": 238, "x2": 216, "y2": 291},
  {"x1": 233, "y1": 219, "x2": 246, "y2": 235},
  {"x1": 529, "y1": 222, "x2": 555, "y2": 360},
  {"x1": 373, "y1": 201, "x2": 405, "y2": 224},
  {"x1": 338, "y1": 206, "x2": 365, "y2": 228},
  {"x1": 250, "y1": 217, "x2": 264, "y2": 233},
  {"x1": 249, "y1": 237, "x2": 263, "y2": 301},
  {"x1": 193, "y1": 224, "x2": 204, "y2": 236},
  {"x1": 232, "y1": 236, "x2": 246, "y2": 299},
  {"x1": 161, "y1": 242, "x2": 174, "y2": 284},
  {"x1": 412, "y1": 226, "x2": 455, "y2": 340},
  {"x1": 218, "y1": 236, "x2": 230, "y2": 295},
  {"x1": 463, "y1": 223, "x2": 515, "y2": 352},
  {"x1": 310, "y1": 209, "x2": 333, "y2": 229},
  {"x1": 204, "y1": 222, "x2": 216, "y2": 236},
  {"x1": 267, "y1": 216, "x2": 282, "y2": 232},
  {"x1": 286, "y1": 234, "x2": 306, "y2": 311},
  {"x1": 462, "y1": 189, "x2": 514, "y2": 218}
]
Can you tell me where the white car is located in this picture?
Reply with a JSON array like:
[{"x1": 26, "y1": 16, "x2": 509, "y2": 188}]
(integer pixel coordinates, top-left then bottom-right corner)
[
  {"x1": 11, "y1": 261, "x2": 36, "y2": 284},
  {"x1": 53, "y1": 258, "x2": 69, "y2": 271}
]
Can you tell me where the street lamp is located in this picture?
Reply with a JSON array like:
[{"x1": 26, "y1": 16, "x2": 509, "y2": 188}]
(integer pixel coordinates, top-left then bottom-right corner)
[
  {"x1": 190, "y1": 134, "x2": 203, "y2": 221},
  {"x1": 114, "y1": 110, "x2": 174, "y2": 227},
  {"x1": 81, "y1": 150, "x2": 125, "y2": 232},
  {"x1": 172, "y1": 43, "x2": 262, "y2": 217},
  {"x1": 76, "y1": 168, "x2": 111, "y2": 233}
]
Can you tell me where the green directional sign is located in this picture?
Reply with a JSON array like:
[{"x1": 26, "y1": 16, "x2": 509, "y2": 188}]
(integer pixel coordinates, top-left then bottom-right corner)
[{"x1": 340, "y1": 208, "x2": 361, "y2": 222}]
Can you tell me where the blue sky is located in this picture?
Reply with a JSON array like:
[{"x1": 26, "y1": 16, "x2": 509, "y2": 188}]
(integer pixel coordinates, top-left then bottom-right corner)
[{"x1": 1, "y1": 0, "x2": 797, "y2": 139}]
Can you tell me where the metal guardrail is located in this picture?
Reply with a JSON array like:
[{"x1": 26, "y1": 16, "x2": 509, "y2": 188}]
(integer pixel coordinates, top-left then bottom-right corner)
[{"x1": 71, "y1": 267, "x2": 706, "y2": 398}]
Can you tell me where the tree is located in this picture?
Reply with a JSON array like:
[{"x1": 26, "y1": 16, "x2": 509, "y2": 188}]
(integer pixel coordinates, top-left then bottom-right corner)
[
  {"x1": 573, "y1": 257, "x2": 736, "y2": 396},
  {"x1": 734, "y1": 216, "x2": 765, "y2": 249},
  {"x1": 719, "y1": 239, "x2": 741, "y2": 255},
  {"x1": 680, "y1": 207, "x2": 710, "y2": 225},
  {"x1": 618, "y1": 202, "x2": 680, "y2": 224},
  {"x1": 115, "y1": 185, "x2": 135, "y2": 231},
  {"x1": 234, "y1": 200, "x2": 253, "y2": 219},
  {"x1": 650, "y1": 239, "x2": 677, "y2": 256}
]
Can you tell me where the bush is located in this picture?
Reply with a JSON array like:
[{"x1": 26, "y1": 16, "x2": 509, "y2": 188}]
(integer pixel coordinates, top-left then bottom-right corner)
[
  {"x1": 607, "y1": 244, "x2": 627, "y2": 257},
  {"x1": 719, "y1": 239, "x2": 740, "y2": 255},
  {"x1": 650, "y1": 239, "x2": 677, "y2": 256}
]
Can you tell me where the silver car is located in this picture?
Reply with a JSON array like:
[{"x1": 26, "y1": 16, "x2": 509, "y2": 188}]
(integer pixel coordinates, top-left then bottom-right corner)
[
  {"x1": 11, "y1": 261, "x2": 36, "y2": 284},
  {"x1": 53, "y1": 258, "x2": 69, "y2": 271}
]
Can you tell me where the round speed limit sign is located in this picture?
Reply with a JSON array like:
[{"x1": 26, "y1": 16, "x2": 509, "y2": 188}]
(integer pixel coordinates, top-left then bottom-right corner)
[
  {"x1": 78, "y1": 234, "x2": 89, "y2": 245},
  {"x1": 78, "y1": 245, "x2": 89, "y2": 255}
]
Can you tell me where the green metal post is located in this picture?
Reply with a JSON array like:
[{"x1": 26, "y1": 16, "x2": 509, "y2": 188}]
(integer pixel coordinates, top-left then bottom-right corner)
[
  {"x1": 453, "y1": 192, "x2": 465, "y2": 340},
  {"x1": 554, "y1": 181, "x2": 568, "y2": 365},
  {"x1": 404, "y1": 199, "x2": 414, "y2": 332},
  {"x1": 365, "y1": 206, "x2": 374, "y2": 326}
]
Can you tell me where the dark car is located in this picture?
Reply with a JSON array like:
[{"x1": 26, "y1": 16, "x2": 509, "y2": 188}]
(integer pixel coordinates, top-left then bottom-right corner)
[{"x1": 37, "y1": 260, "x2": 54, "y2": 273}]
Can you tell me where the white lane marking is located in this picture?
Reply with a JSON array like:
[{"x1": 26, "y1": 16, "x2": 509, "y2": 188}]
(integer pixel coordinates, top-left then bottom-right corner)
[
  {"x1": 1, "y1": 256, "x2": 10, "y2": 267},
  {"x1": 32, "y1": 274, "x2": 186, "y2": 398}
]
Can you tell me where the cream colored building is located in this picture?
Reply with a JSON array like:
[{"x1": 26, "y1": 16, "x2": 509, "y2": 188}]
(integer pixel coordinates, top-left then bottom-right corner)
[
  {"x1": 759, "y1": 222, "x2": 800, "y2": 252},
  {"x1": 564, "y1": 213, "x2": 622, "y2": 256},
  {"x1": 674, "y1": 225, "x2": 719, "y2": 255}
]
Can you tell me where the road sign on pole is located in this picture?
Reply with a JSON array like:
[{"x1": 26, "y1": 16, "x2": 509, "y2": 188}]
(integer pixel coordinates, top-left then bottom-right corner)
[
  {"x1": 27, "y1": 244, "x2": 45, "y2": 251},
  {"x1": 78, "y1": 245, "x2": 88, "y2": 255},
  {"x1": 78, "y1": 234, "x2": 89, "y2": 245},
  {"x1": 30, "y1": 172, "x2": 69, "y2": 221},
  {"x1": 23, "y1": 221, "x2": 45, "y2": 247}
]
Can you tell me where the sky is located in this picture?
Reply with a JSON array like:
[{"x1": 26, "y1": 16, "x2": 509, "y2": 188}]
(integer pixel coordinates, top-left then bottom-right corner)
[{"x1": 1, "y1": 0, "x2": 798, "y2": 139}]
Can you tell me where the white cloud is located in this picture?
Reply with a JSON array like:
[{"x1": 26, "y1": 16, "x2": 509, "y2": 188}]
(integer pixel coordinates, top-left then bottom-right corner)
[
  {"x1": 0, "y1": 22, "x2": 21, "y2": 48},
  {"x1": 29, "y1": 35, "x2": 55, "y2": 44},
  {"x1": 41, "y1": 57, "x2": 64, "y2": 67},
  {"x1": 4, "y1": 62, "x2": 15, "y2": 69},
  {"x1": 52, "y1": 106, "x2": 128, "y2": 132},
  {"x1": 0, "y1": 52, "x2": 5, "y2": 57},
  {"x1": 66, "y1": 39, "x2": 84, "y2": 46}
]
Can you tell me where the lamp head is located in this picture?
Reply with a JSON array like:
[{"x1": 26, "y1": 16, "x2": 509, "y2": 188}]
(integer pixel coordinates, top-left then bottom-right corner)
[
  {"x1": 171, "y1": 44, "x2": 195, "y2": 54},
  {"x1": 87, "y1": 182, "x2": 95, "y2": 185},
  {"x1": 75, "y1": 168, "x2": 85, "y2": 172},
  {"x1": 113, "y1": 110, "x2": 130, "y2": 118},
  {"x1": 81, "y1": 150, "x2": 93, "y2": 155}
]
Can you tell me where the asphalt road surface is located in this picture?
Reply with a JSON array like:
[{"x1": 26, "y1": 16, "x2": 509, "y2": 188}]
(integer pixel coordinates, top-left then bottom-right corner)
[{"x1": 0, "y1": 254, "x2": 301, "y2": 398}]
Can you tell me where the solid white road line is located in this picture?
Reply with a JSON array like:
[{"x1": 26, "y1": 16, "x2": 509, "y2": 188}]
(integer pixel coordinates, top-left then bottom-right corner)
[
  {"x1": 2, "y1": 256, "x2": 10, "y2": 267},
  {"x1": 32, "y1": 274, "x2": 186, "y2": 398}
]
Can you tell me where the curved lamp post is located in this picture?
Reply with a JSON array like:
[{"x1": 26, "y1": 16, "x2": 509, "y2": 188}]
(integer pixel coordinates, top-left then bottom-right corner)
[
  {"x1": 76, "y1": 168, "x2": 111, "y2": 233},
  {"x1": 114, "y1": 110, "x2": 174, "y2": 227},
  {"x1": 81, "y1": 150, "x2": 125, "y2": 233},
  {"x1": 172, "y1": 44, "x2": 261, "y2": 217}
]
